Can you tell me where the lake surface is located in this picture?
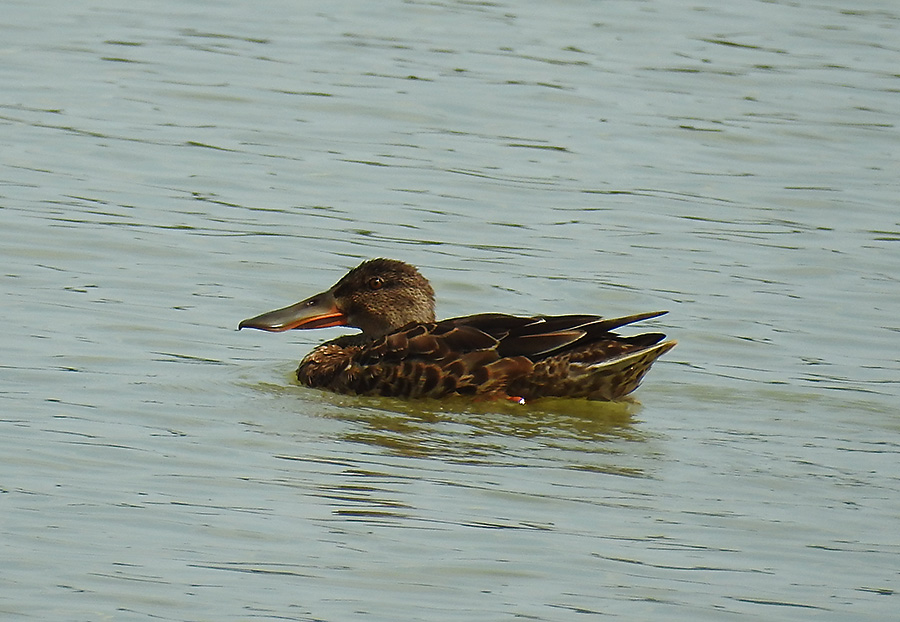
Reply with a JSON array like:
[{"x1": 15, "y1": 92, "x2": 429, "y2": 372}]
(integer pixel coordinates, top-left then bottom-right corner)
[{"x1": 2, "y1": 0, "x2": 898, "y2": 620}]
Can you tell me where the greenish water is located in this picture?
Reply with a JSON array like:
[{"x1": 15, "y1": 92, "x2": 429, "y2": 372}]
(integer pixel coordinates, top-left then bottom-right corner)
[{"x1": 2, "y1": 0, "x2": 898, "y2": 620}]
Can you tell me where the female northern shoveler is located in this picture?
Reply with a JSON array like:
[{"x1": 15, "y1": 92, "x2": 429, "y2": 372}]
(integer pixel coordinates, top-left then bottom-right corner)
[{"x1": 239, "y1": 258, "x2": 675, "y2": 402}]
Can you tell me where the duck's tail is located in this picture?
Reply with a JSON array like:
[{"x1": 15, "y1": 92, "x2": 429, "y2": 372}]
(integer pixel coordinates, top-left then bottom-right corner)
[
  {"x1": 576, "y1": 340, "x2": 677, "y2": 400},
  {"x1": 512, "y1": 339, "x2": 677, "y2": 401}
]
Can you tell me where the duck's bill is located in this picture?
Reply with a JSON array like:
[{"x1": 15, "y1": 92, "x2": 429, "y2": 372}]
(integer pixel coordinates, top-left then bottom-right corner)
[{"x1": 238, "y1": 290, "x2": 347, "y2": 332}]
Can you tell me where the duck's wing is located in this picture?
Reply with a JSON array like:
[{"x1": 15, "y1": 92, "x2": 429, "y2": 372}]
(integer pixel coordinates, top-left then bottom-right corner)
[
  {"x1": 445, "y1": 311, "x2": 669, "y2": 361},
  {"x1": 452, "y1": 311, "x2": 675, "y2": 401}
]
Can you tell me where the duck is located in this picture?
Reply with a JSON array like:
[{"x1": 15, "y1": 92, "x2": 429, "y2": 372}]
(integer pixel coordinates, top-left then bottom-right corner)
[{"x1": 239, "y1": 258, "x2": 675, "y2": 402}]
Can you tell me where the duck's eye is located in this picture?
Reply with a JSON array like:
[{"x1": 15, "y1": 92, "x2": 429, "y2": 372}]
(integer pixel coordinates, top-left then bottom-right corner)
[{"x1": 367, "y1": 277, "x2": 385, "y2": 290}]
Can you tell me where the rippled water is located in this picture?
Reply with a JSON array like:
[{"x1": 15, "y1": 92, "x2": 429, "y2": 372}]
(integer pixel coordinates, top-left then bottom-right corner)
[{"x1": 3, "y1": 0, "x2": 898, "y2": 620}]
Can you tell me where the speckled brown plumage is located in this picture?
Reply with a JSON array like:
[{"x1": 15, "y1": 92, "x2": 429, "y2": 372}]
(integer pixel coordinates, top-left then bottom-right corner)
[{"x1": 240, "y1": 259, "x2": 676, "y2": 402}]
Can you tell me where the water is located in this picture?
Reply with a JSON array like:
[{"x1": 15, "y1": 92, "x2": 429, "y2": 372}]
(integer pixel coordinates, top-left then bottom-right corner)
[{"x1": 2, "y1": 0, "x2": 898, "y2": 620}]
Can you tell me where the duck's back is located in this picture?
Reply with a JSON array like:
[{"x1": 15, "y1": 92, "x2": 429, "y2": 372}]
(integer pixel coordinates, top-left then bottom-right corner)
[{"x1": 297, "y1": 312, "x2": 674, "y2": 401}]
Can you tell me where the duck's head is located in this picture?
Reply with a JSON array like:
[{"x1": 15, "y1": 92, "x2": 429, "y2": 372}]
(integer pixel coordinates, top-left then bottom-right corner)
[{"x1": 238, "y1": 258, "x2": 436, "y2": 339}]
